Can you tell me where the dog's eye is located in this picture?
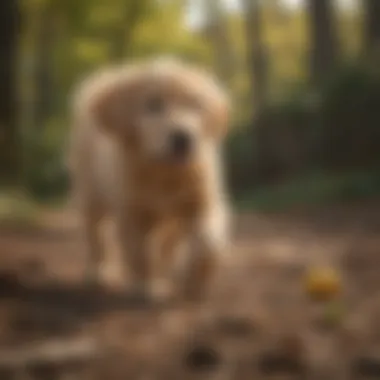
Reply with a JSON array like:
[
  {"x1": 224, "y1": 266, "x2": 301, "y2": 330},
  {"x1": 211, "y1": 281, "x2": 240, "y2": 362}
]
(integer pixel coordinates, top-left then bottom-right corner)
[{"x1": 144, "y1": 96, "x2": 164, "y2": 114}]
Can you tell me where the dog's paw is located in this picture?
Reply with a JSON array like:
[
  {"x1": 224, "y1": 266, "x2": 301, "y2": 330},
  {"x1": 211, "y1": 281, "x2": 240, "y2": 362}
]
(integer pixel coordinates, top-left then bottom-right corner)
[
  {"x1": 126, "y1": 282, "x2": 152, "y2": 304},
  {"x1": 149, "y1": 279, "x2": 177, "y2": 305},
  {"x1": 125, "y1": 280, "x2": 177, "y2": 306}
]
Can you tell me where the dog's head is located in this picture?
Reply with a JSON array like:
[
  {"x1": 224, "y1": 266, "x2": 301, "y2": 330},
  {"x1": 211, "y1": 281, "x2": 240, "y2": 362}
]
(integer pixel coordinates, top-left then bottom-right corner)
[{"x1": 89, "y1": 58, "x2": 230, "y2": 164}]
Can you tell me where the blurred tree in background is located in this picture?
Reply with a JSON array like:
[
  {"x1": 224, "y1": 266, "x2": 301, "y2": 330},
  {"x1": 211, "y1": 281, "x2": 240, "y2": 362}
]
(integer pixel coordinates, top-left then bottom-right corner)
[
  {"x1": 241, "y1": 0, "x2": 268, "y2": 114},
  {"x1": 32, "y1": 0, "x2": 56, "y2": 131},
  {"x1": 0, "y1": 0, "x2": 21, "y2": 187},
  {"x1": 203, "y1": 0, "x2": 235, "y2": 85},
  {"x1": 306, "y1": 0, "x2": 339, "y2": 85},
  {"x1": 363, "y1": 0, "x2": 380, "y2": 59}
]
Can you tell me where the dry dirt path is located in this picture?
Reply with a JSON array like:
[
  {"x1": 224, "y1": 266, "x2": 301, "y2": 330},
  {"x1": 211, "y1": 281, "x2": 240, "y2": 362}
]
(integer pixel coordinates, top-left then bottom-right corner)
[{"x1": 0, "y1": 200, "x2": 379, "y2": 379}]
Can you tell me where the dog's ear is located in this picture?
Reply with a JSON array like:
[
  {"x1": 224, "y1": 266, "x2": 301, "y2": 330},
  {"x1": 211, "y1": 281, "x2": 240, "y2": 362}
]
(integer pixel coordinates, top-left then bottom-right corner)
[
  {"x1": 206, "y1": 83, "x2": 231, "y2": 141},
  {"x1": 88, "y1": 68, "x2": 141, "y2": 137}
]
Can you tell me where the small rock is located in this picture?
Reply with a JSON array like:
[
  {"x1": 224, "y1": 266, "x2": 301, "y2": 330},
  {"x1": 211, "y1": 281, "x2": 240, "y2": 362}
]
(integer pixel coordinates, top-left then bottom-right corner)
[
  {"x1": 351, "y1": 356, "x2": 380, "y2": 377},
  {"x1": 184, "y1": 344, "x2": 222, "y2": 372}
]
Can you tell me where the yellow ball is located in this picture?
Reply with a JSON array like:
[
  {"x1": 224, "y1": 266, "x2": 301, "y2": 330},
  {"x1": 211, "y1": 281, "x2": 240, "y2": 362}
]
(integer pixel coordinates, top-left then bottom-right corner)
[{"x1": 304, "y1": 267, "x2": 342, "y2": 300}]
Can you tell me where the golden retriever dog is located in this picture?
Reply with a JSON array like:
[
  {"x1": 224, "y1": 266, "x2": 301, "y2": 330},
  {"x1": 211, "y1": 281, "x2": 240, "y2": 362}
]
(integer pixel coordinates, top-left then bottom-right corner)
[{"x1": 68, "y1": 57, "x2": 231, "y2": 302}]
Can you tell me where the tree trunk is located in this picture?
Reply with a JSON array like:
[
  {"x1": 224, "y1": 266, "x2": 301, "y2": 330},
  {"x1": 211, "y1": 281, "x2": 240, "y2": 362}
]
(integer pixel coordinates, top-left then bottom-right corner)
[
  {"x1": 203, "y1": 0, "x2": 235, "y2": 85},
  {"x1": 242, "y1": 0, "x2": 268, "y2": 114},
  {"x1": 33, "y1": 1, "x2": 56, "y2": 130},
  {"x1": 110, "y1": 1, "x2": 148, "y2": 61},
  {"x1": 241, "y1": 0, "x2": 269, "y2": 185},
  {"x1": 306, "y1": 0, "x2": 338, "y2": 85},
  {"x1": 363, "y1": 0, "x2": 380, "y2": 58},
  {"x1": 0, "y1": 0, "x2": 21, "y2": 186}
]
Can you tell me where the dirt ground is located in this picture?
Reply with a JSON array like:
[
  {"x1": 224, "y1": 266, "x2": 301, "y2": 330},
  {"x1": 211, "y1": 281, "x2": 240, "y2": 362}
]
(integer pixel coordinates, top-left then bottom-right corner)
[{"x1": 1, "y1": 199, "x2": 380, "y2": 379}]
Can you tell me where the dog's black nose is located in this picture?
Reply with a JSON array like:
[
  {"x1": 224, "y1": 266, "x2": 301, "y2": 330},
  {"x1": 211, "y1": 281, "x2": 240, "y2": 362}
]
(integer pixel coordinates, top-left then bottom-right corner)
[{"x1": 170, "y1": 130, "x2": 192, "y2": 158}]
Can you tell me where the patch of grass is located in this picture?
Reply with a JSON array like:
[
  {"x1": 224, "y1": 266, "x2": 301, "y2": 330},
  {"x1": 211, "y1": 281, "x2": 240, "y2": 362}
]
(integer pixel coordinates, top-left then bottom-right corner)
[
  {"x1": 235, "y1": 170, "x2": 380, "y2": 212},
  {"x1": 0, "y1": 191, "x2": 40, "y2": 228}
]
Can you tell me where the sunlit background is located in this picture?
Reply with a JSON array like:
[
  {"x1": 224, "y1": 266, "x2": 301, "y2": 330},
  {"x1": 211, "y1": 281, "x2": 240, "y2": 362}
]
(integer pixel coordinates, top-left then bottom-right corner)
[
  {"x1": 0, "y1": 0, "x2": 380, "y2": 378},
  {"x1": 0, "y1": 0, "x2": 376, "y2": 208}
]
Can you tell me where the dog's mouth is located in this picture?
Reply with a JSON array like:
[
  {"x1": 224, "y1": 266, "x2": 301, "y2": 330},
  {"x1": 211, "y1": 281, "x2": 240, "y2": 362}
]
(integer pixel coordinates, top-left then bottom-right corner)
[
  {"x1": 158, "y1": 151, "x2": 193, "y2": 166},
  {"x1": 153, "y1": 149, "x2": 194, "y2": 168}
]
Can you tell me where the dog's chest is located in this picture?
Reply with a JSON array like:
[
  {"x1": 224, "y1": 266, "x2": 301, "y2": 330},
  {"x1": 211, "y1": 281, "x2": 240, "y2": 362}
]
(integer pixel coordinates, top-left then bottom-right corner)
[{"x1": 128, "y1": 165, "x2": 206, "y2": 218}]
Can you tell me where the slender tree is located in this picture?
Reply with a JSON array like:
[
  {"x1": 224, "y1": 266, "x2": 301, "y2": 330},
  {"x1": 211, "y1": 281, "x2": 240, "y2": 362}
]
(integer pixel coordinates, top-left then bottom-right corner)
[
  {"x1": 240, "y1": 0, "x2": 269, "y2": 184},
  {"x1": 0, "y1": 0, "x2": 21, "y2": 186},
  {"x1": 110, "y1": 0, "x2": 151, "y2": 61},
  {"x1": 306, "y1": 0, "x2": 339, "y2": 85},
  {"x1": 241, "y1": 0, "x2": 268, "y2": 114},
  {"x1": 33, "y1": 0, "x2": 56, "y2": 130},
  {"x1": 203, "y1": 0, "x2": 235, "y2": 85},
  {"x1": 363, "y1": 0, "x2": 380, "y2": 58}
]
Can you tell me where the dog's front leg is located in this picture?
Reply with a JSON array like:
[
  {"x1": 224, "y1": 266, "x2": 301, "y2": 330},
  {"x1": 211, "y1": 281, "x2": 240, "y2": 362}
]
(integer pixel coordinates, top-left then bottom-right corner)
[
  {"x1": 183, "y1": 206, "x2": 229, "y2": 301},
  {"x1": 115, "y1": 214, "x2": 152, "y2": 298}
]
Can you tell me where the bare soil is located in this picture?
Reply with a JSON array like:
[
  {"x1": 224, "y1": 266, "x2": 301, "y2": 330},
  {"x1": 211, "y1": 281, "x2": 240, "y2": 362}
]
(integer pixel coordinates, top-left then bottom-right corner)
[{"x1": 1, "y1": 200, "x2": 380, "y2": 379}]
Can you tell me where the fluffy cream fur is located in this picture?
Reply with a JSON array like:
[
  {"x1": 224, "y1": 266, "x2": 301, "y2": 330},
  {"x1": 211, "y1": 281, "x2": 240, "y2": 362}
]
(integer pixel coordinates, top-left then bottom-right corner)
[{"x1": 68, "y1": 57, "x2": 231, "y2": 301}]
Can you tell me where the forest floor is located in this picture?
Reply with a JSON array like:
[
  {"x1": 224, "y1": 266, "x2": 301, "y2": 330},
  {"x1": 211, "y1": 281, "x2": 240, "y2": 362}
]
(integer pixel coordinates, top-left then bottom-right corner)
[{"x1": 0, "y1": 199, "x2": 380, "y2": 379}]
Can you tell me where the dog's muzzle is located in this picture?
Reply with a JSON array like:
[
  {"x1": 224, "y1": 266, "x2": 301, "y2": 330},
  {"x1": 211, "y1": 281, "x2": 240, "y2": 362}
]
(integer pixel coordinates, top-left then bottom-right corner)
[{"x1": 169, "y1": 130, "x2": 193, "y2": 160}]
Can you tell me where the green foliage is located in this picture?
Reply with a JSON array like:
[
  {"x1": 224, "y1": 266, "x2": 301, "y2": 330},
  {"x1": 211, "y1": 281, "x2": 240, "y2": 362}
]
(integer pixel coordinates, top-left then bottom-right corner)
[
  {"x1": 236, "y1": 169, "x2": 380, "y2": 212},
  {"x1": 225, "y1": 126, "x2": 256, "y2": 191},
  {"x1": 322, "y1": 63, "x2": 380, "y2": 107},
  {"x1": 23, "y1": 118, "x2": 68, "y2": 200},
  {"x1": 131, "y1": 1, "x2": 211, "y2": 63},
  {"x1": 16, "y1": 0, "x2": 379, "y2": 210},
  {"x1": 0, "y1": 191, "x2": 39, "y2": 227},
  {"x1": 228, "y1": 62, "x2": 380, "y2": 200},
  {"x1": 19, "y1": 0, "x2": 213, "y2": 200},
  {"x1": 319, "y1": 63, "x2": 380, "y2": 169}
]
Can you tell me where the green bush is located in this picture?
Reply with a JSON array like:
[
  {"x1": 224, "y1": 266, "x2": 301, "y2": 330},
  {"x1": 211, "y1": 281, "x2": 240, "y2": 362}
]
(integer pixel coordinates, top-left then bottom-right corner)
[
  {"x1": 225, "y1": 126, "x2": 255, "y2": 194},
  {"x1": 318, "y1": 64, "x2": 380, "y2": 169},
  {"x1": 236, "y1": 169, "x2": 380, "y2": 212},
  {"x1": 23, "y1": 118, "x2": 69, "y2": 201}
]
